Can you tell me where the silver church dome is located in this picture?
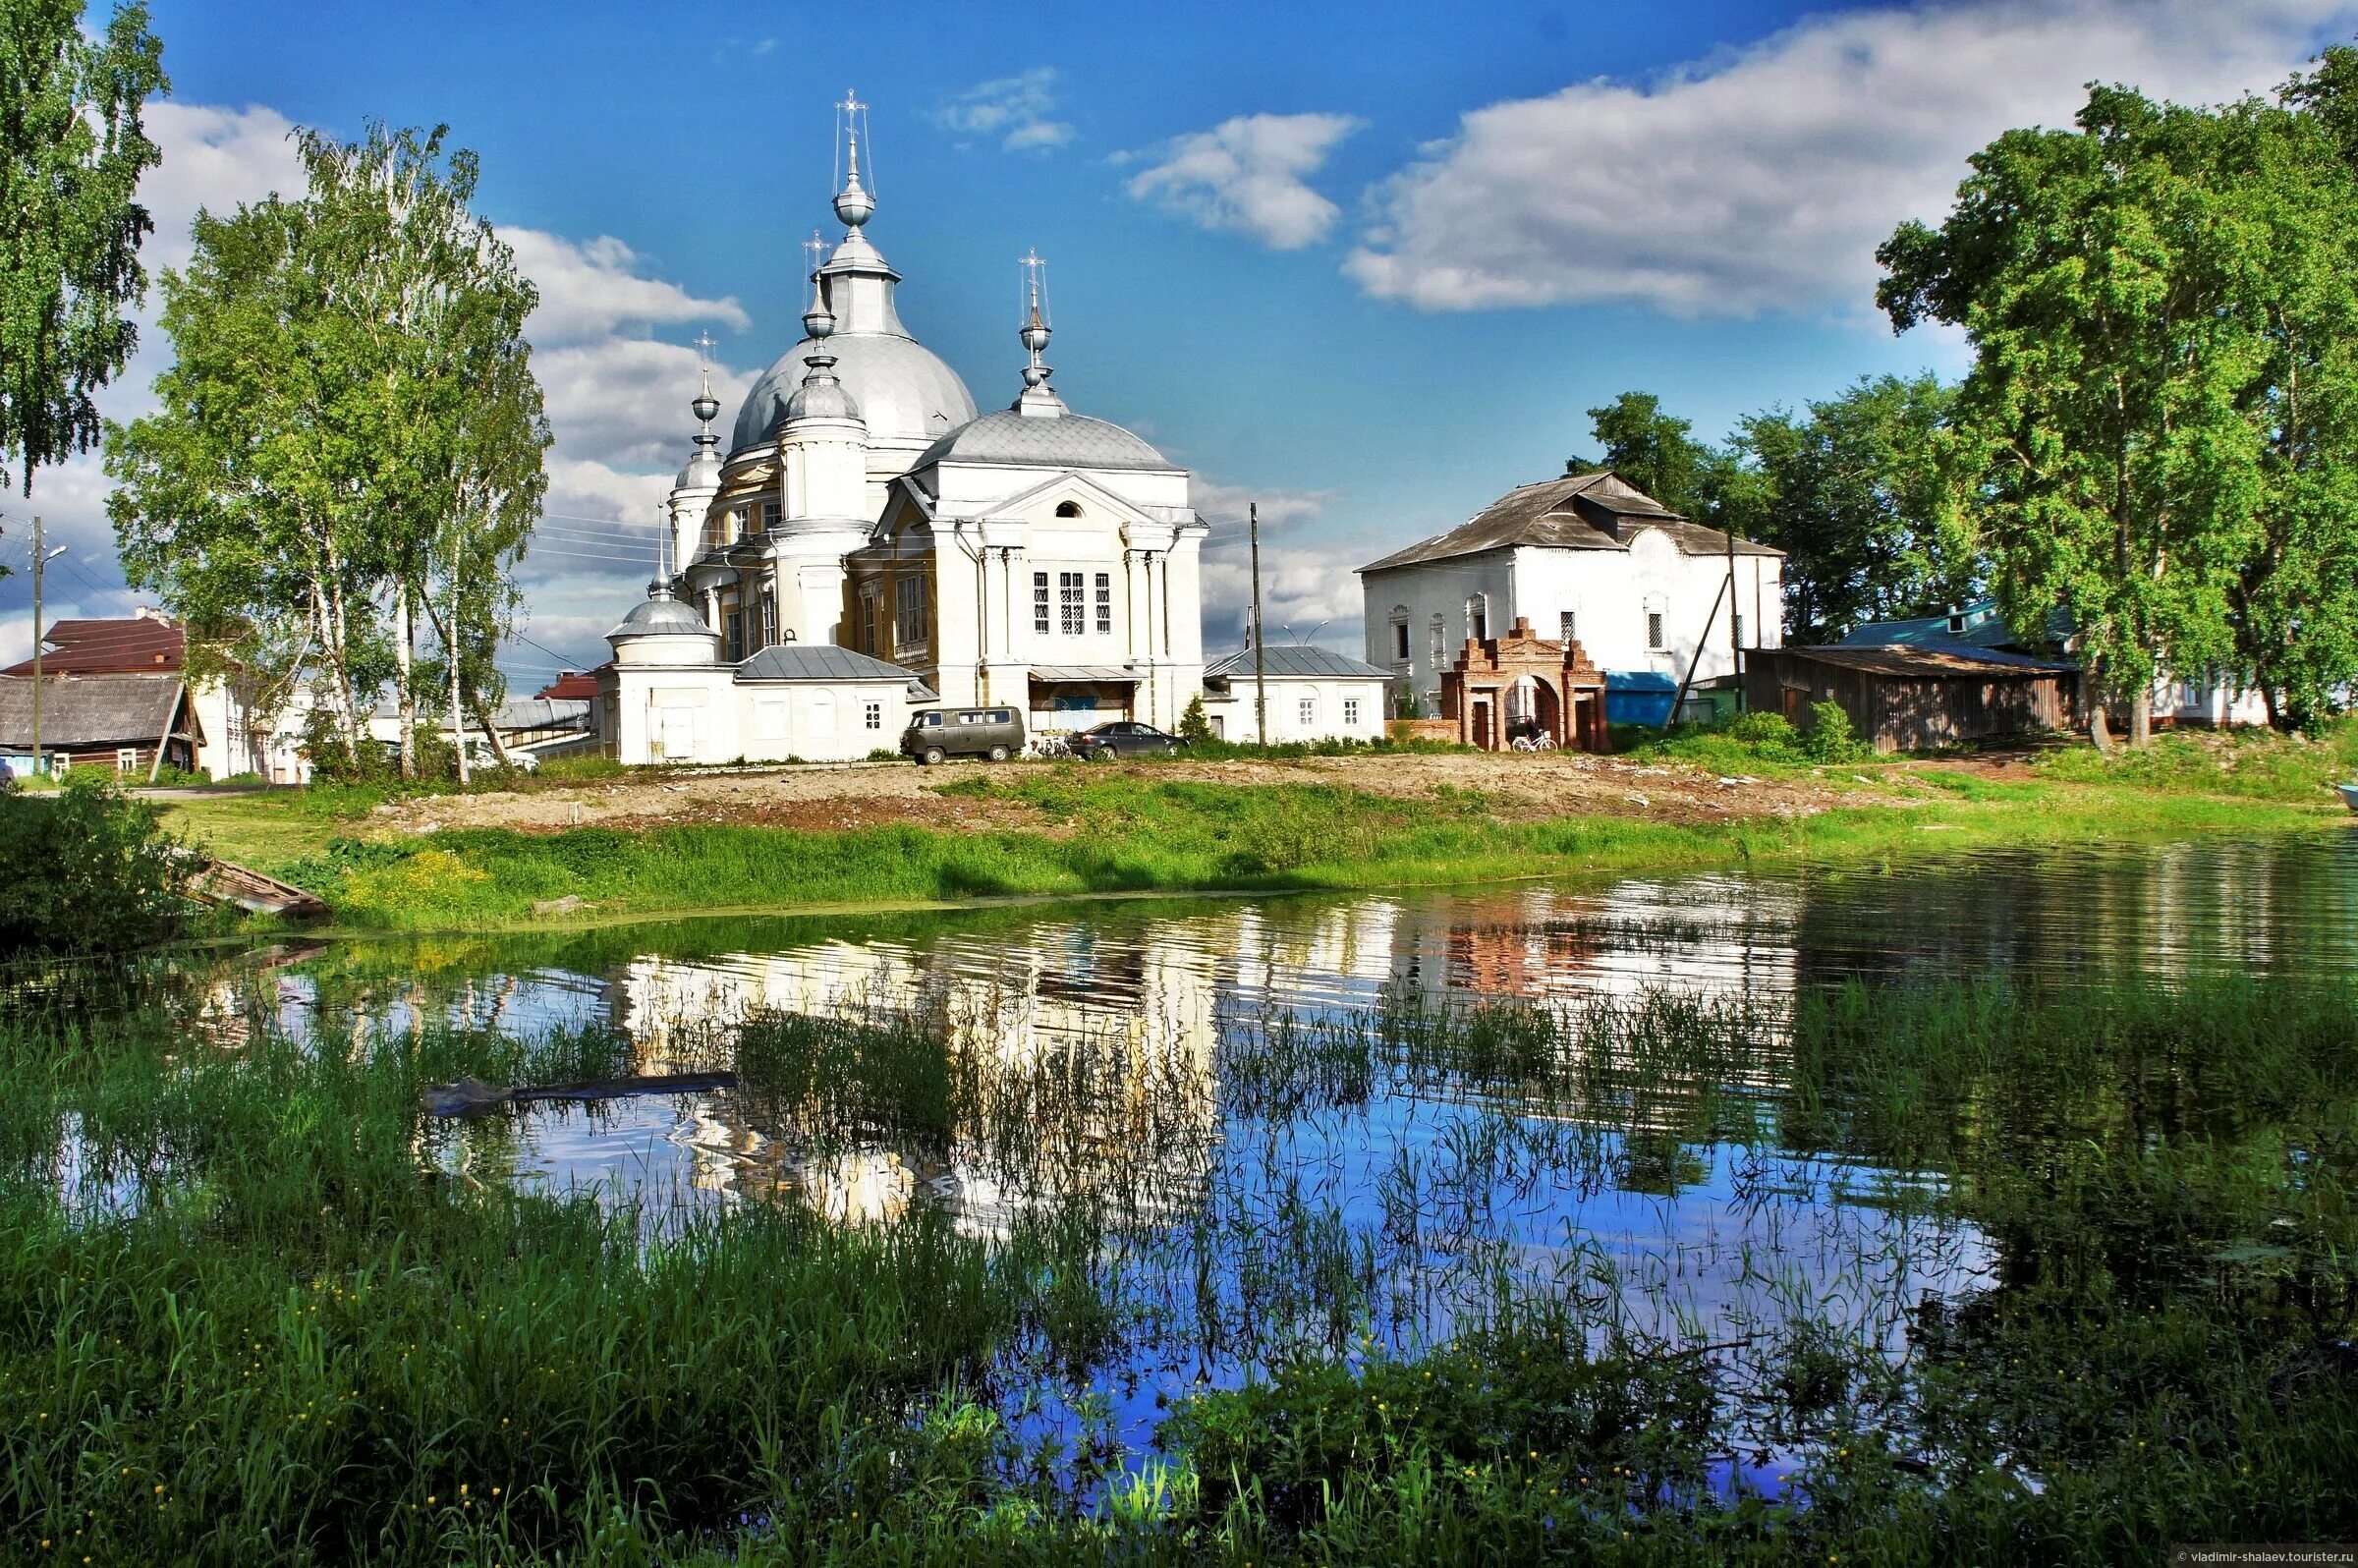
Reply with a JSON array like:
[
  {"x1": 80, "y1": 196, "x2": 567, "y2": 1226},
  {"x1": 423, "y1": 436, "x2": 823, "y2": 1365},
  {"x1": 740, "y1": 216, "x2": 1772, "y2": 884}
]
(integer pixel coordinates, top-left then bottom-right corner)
[
  {"x1": 606, "y1": 584, "x2": 714, "y2": 643},
  {"x1": 732, "y1": 332, "x2": 975, "y2": 453}
]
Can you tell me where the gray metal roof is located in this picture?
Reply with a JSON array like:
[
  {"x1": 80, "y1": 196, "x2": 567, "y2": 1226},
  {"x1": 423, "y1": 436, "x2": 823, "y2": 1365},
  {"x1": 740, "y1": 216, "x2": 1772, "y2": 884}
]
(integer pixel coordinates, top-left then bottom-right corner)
[
  {"x1": 1027, "y1": 664, "x2": 1141, "y2": 683},
  {"x1": 0, "y1": 673, "x2": 194, "y2": 749},
  {"x1": 734, "y1": 644, "x2": 914, "y2": 684},
  {"x1": 733, "y1": 331, "x2": 976, "y2": 453},
  {"x1": 606, "y1": 588, "x2": 714, "y2": 644},
  {"x1": 1204, "y1": 645, "x2": 1392, "y2": 681},
  {"x1": 1359, "y1": 471, "x2": 1783, "y2": 573},
  {"x1": 913, "y1": 409, "x2": 1174, "y2": 473}
]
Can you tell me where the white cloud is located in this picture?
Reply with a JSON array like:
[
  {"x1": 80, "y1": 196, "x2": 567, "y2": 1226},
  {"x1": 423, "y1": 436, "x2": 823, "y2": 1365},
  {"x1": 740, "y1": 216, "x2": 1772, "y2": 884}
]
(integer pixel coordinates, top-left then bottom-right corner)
[
  {"x1": 1125, "y1": 112, "x2": 1363, "y2": 249},
  {"x1": 1187, "y1": 482, "x2": 1365, "y2": 651},
  {"x1": 1346, "y1": 0, "x2": 2358, "y2": 316},
  {"x1": 502, "y1": 230, "x2": 747, "y2": 345},
  {"x1": 936, "y1": 68, "x2": 1075, "y2": 154}
]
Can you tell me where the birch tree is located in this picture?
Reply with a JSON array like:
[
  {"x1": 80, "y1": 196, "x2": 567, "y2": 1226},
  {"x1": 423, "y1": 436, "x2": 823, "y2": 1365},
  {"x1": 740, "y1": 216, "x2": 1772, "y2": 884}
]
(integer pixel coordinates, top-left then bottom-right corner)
[
  {"x1": 106, "y1": 122, "x2": 547, "y2": 775},
  {"x1": 0, "y1": 0, "x2": 164, "y2": 501}
]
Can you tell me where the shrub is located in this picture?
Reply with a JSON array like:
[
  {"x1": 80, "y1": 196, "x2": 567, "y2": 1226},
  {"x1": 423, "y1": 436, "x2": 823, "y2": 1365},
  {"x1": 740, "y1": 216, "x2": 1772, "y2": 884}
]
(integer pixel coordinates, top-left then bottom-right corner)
[
  {"x1": 0, "y1": 773, "x2": 194, "y2": 956},
  {"x1": 1803, "y1": 700, "x2": 1872, "y2": 762},
  {"x1": 1178, "y1": 695, "x2": 1212, "y2": 746}
]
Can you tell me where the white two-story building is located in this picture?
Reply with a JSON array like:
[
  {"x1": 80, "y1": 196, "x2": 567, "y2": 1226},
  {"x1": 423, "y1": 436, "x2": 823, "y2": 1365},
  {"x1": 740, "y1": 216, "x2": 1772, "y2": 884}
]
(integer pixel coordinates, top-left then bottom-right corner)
[{"x1": 1357, "y1": 470, "x2": 1783, "y2": 720}]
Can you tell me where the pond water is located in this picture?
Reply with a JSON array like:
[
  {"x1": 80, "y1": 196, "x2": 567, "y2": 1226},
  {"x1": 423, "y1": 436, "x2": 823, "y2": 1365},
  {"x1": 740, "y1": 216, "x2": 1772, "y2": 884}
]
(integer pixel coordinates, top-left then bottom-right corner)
[{"x1": 246, "y1": 832, "x2": 2358, "y2": 1481}]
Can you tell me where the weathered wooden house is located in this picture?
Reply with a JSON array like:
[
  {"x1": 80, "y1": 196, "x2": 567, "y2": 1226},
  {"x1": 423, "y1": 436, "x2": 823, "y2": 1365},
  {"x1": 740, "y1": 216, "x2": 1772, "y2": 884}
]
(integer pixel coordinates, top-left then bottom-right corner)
[
  {"x1": 1742, "y1": 644, "x2": 2076, "y2": 754},
  {"x1": 0, "y1": 673, "x2": 204, "y2": 777}
]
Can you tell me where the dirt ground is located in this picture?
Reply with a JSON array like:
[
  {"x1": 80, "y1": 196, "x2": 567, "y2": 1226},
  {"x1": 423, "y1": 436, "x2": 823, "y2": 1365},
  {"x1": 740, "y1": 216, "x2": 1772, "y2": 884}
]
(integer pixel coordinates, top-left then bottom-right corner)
[{"x1": 370, "y1": 750, "x2": 1917, "y2": 838}]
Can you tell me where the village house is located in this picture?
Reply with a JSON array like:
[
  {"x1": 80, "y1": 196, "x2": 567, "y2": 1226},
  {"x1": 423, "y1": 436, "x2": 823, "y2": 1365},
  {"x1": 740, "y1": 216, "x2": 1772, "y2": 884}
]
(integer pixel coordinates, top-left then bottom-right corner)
[
  {"x1": 1198, "y1": 644, "x2": 1392, "y2": 743},
  {"x1": 1357, "y1": 470, "x2": 1783, "y2": 727},
  {"x1": 0, "y1": 671, "x2": 202, "y2": 778},
  {"x1": 0, "y1": 609, "x2": 309, "y2": 781}
]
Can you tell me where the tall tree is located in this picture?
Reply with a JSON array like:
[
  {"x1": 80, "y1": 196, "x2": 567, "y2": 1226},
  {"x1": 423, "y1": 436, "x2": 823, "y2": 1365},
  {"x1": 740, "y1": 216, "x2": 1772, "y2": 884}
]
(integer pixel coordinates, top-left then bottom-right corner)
[
  {"x1": 0, "y1": 0, "x2": 164, "y2": 499},
  {"x1": 106, "y1": 122, "x2": 548, "y2": 771},
  {"x1": 1880, "y1": 87, "x2": 2268, "y2": 744},
  {"x1": 2234, "y1": 54, "x2": 2358, "y2": 727},
  {"x1": 1574, "y1": 391, "x2": 1732, "y2": 521},
  {"x1": 1728, "y1": 373, "x2": 1973, "y2": 644}
]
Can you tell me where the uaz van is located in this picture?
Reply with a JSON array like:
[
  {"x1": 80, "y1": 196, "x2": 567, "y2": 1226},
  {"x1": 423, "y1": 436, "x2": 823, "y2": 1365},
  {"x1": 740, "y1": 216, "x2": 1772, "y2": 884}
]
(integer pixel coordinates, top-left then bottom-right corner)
[{"x1": 900, "y1": 706, "x2": 1026, "y2": 764}]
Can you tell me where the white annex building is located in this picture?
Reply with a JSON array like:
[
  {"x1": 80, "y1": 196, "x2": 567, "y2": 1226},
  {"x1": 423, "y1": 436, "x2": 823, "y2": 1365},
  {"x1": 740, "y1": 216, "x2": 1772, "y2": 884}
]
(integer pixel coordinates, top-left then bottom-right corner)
[
  {"x1": 1357, "y1": 470, "x2": 1784, "y2": 719},
  {"x1": 598, "y1": 102, "x2": 1207, "y2": 764}
]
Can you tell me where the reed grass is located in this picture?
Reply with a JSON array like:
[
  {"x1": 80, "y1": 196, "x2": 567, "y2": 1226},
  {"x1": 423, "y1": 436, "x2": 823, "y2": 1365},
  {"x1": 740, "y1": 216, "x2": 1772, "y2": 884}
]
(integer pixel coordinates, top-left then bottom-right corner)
[
  {"x1": 4, "y1": 960, "x2": 2355, "y2": 1562},
  {"x1": 238, "y1": 770, "x2": 2337, "y2": 932}
]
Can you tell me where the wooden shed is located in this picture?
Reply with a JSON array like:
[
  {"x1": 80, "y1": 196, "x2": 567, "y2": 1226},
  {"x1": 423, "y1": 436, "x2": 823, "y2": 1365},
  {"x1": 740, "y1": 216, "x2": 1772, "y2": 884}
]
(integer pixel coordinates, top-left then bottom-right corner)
[
  {"x1": 1742, "y1": 644, "x2": 2076, "y2": 754},
  {"x1": 0, "y1": 673, "x2": 203, "y2": 777}
]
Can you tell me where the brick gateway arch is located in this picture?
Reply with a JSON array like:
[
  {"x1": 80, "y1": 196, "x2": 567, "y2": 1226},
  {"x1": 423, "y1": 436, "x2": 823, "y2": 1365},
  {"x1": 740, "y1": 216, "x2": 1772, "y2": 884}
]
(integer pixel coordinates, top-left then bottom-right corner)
[{"x1": 1440, "y1": 616, "x2": 1610, "y2": 752}]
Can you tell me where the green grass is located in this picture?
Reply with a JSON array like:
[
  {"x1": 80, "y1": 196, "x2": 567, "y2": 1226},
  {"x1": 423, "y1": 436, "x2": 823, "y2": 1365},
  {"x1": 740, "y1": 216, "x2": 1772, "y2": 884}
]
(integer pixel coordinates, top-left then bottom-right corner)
[
  {"x1": 244, "y1": 767, "x2": 2333, "y2": 932},
  {"x1": 6, "y1": 963, "x2": 2356, "y2": 1562}
]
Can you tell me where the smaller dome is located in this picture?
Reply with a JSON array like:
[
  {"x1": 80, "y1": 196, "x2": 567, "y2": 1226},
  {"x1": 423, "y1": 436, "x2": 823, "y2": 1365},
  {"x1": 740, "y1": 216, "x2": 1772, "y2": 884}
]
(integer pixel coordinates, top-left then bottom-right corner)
[
  {"x1": 606, "y1": 583, "x2": 715, "y2": 644},
  {"x1": 782, "y1": 354, "x2": 862, "y2": 425},
  {"x1": 675, "y1": 446, "x2": 722, "y2": 490},
  {"x1": 913, "y1": 409, "x2": 1173, "y2": 473}
]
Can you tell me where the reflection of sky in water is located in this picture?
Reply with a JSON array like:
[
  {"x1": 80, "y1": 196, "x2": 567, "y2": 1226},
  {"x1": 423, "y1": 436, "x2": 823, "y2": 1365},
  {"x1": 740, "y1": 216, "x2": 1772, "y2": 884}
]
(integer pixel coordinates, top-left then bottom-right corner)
[{"x1": 334, "y1": 836, "x2": 2358, "y2": 1476}]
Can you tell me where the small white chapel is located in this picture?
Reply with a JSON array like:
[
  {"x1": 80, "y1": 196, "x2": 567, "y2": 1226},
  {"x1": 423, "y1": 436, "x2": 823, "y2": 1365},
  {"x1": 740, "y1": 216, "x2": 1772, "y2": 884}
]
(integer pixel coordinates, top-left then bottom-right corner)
[{"x1": 597, "y1": 98, "x2": 1207, "y2": 765}]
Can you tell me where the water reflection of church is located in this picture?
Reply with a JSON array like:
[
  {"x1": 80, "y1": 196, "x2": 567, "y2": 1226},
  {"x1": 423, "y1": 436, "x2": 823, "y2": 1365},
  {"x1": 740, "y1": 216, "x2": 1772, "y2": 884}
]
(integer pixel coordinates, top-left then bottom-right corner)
[{"x1": 583, "y1": 877, "x2": 1805, "y2": 1224}]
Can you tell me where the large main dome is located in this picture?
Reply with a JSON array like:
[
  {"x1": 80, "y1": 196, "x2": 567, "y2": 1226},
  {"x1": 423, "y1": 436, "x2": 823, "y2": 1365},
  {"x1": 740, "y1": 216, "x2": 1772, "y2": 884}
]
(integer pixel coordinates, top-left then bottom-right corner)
[{"x1": 731, "y1": 332, "x2": 976, "y2": 454}]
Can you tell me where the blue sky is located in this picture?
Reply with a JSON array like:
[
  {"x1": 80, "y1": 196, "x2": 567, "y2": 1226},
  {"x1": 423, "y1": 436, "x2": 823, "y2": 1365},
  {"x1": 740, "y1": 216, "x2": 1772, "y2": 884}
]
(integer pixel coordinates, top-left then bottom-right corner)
[{"x1": 5, "y1": 0, "x2": 2355, "y2": 678}]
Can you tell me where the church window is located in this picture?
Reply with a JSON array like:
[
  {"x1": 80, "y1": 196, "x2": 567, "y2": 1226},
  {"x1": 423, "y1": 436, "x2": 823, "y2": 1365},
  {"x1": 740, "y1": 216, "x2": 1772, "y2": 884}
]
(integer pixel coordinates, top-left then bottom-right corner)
[
  {"x1": 1059, "y1": 571, "x2": 1085, "y2": 636},
  {"x1": 1430, "y1": 614, "x2": 1446, "y2": 670},
  {"x1": 895, "y1": 576, "x2": 928, "y2": 650},
  {"x1": 1648, "y1": 612, "x2": 1665, "y2": 649},
  {"x1": 1559, "y1": 610, "x2": 1576, "y2": 644},
  {"x1": 1094, "y1": 573, "x2": 1112, "y2": 634},
  {"x1": 860, "y1": 590, "x2": 880, "y2": 653},
  {"x1": 1033, "y1": 572, "x2": 1050, "y2": 634},
  {"x1": 1391, "y1": 621, "x2": 1409, "y2": 661},
  {"x1": 726, "y1": 610, "x2": 745, "y2": 663},
  {"x1": 1298, "y1": 697, "x2": 1318, "y2": 729},
  {"x1": 1467, "y1": 594, "x2": 1488, "y2": 642},
  {"x1": 758, "y1": 586, "x2": 777, "y2": 651},
  {"x1": 747, "y1": 501, "x2": 768, "y2": 536},
  {"x1": 1055, "y1": 500, "x2": 1082, "y2": 518},
  {"x1": 864, "y1": 701, "x2": 882, "y2": 731},
  {"x1": 1343, "y1": 698, "x2": 1362, "y2": 727}
]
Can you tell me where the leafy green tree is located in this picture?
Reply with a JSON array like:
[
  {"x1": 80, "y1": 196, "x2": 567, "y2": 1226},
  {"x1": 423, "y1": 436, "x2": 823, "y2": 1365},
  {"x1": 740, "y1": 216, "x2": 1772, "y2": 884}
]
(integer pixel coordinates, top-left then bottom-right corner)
[
  {"x1": 0, "y1": 0, "x2": 164, "y2": 501},
  {"x1": 2233, "y1": 56, "x2": 2358, "y2": 727},
  {"x1": 1729, "y1": 374, "x2": 1974, "y2": 644},
  {"x1": 106, "y1": 123, "x2": 548, "y2": 774},
  {"x1": 1881, "y1": 87, "x2": 2281, "y2": 745},
  {"x1": 1574, "y1": 391, "x2": 1734, "y2": 521},
  {"x1": 1178, "y1": 694, "x2": 1211, "y2": 746}
]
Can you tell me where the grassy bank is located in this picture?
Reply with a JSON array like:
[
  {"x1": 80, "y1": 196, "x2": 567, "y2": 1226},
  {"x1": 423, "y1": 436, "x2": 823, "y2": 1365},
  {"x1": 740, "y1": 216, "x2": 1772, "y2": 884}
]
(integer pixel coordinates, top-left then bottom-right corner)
[
  {"x1": 251, "y1": 768, "x2": 2334, "y2": 931},
  {"x1": 6, "y1": 961, "x2": 2355, "y2": 1563}
]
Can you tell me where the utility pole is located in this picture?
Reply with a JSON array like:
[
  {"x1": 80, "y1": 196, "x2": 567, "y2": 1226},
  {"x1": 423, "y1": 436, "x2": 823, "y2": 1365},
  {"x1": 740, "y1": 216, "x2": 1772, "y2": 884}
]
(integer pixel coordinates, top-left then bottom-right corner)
[
  {"x1": 1249, "y1": 502, "x2": 1267, "y2": 747},
  {"x1": 1724, "y1": 518, "x2": 1745, "y2": 714},
  {"x1": 29, "y1": 517, "x2": 66, "y2": 777}
]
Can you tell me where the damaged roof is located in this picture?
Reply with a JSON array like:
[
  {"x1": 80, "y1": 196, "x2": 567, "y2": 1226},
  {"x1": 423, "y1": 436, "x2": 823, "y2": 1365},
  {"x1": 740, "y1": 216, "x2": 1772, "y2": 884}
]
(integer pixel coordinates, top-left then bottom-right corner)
[
  {"x1": 1358, "y1": 471, "x2": 1783, "y2": 574},
  {"x1": 1777, "y1": 644, "x2": 2076, "y2": 678},
  {"x1": 0, "y1": 673, "x2": 197, "y2": 749}
]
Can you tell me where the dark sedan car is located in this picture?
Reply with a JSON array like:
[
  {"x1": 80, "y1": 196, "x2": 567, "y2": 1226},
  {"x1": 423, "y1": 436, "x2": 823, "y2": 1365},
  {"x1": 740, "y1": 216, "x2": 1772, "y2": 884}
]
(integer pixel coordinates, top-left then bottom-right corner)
[{"x1": 1071, "y1": 721, "x2": 1185, "y2": 760}]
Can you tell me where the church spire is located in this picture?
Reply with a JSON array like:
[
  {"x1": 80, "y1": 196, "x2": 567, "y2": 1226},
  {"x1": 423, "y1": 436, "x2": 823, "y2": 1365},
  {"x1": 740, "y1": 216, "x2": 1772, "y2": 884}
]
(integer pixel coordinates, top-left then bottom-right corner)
[
  {"x1": 801, "y1": 231, "x2": 834, "y2": 341},
  {"x1": 1012, "y1": 249, "x2": 1065, "y2": 418},
  {"x1": 833, "y1": 89, "x2": 874, "y2": 230}
]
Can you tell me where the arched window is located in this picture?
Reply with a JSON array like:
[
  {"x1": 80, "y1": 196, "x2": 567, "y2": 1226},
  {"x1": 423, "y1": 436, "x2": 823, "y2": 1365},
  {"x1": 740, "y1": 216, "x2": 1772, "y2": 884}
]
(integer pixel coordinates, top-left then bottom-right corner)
[
  {"x1": 1466, "y1": 593, "x2": 1489, "y2": 642},
  {"x1": 1054, "y1": 500, "x2": 1082, "y2": 519}
]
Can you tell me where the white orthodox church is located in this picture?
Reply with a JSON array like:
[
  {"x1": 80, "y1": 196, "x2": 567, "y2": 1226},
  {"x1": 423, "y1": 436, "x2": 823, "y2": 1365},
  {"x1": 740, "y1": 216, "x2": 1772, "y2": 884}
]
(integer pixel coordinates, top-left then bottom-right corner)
[{"x1": 597, "y1": 106, "x2": 1207, "y2": 765}]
